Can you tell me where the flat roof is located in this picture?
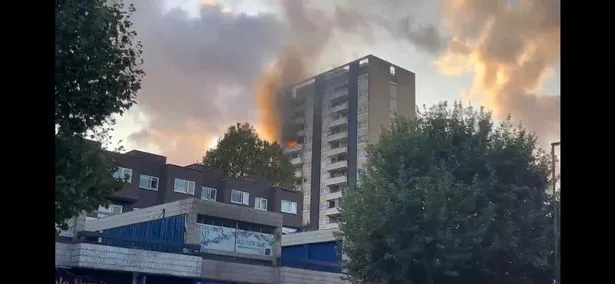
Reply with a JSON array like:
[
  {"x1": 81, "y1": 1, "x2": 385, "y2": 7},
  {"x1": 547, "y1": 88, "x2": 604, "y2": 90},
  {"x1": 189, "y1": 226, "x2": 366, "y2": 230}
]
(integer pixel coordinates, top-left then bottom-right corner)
[{"x1": 282, "y1": 54, "x2": 415, "y2": 91}]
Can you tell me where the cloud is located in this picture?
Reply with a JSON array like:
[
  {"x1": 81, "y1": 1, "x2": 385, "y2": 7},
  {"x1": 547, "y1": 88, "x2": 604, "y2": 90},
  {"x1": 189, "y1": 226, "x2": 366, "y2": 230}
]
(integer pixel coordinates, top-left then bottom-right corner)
[
  {"x1": 121, "y1": 0, "x2": 560, "y2": 164},
  {"x1": 437, "y1": 0, "x2": 561, "y2": 145},
  {"x1": 125, "y1": 0, "x2": 284, "y2": 164}
]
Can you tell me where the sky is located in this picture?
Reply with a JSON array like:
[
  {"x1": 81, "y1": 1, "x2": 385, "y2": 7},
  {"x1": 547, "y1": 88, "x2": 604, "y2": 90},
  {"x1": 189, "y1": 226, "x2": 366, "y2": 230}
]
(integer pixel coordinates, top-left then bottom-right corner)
[{"x1": 111, "y1": 0, "x2": 561, "y2": 165}]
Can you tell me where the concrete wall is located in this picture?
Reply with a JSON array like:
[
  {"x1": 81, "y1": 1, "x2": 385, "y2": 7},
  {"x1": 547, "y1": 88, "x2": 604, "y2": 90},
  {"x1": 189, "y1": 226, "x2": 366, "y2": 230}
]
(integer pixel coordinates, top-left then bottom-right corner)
[
  {"x1": 56, "y1": 242, "x2": 73, "y2": 267},
  {"x1": 57, "y1": 241, "x2": 351, "y2": 284},
  {"x1": 84, "y1": 199, "x2": 192, "y2": 232},
  {"x1": 83, "y1": 198, "x2": 285, "y2": 266},
  {"x1": 57, "y1": 242, "x2": 281, "y2": 283},
  {"x1": 280, "y1": 267, "x2": 349, "y2": 284},
  {"x1": 56, "y1": 242, "x2": 202, "y2": 278},
  {"x1": 282, "y1": 228, "x2": 337, "y2": 246}
]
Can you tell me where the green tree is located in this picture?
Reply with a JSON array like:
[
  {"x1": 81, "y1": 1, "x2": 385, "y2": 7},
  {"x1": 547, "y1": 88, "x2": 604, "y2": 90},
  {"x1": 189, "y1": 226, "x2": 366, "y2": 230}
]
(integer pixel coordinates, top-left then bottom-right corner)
[
  {"x1": 340, "y1": 102, "x2": 556, "y2": 284},
  {"x1": 203, "y1": 122, "x2": 296, "y2": 188},
  {"x1": 55, "y1": 0, "x2": 144, "y2": 232}
]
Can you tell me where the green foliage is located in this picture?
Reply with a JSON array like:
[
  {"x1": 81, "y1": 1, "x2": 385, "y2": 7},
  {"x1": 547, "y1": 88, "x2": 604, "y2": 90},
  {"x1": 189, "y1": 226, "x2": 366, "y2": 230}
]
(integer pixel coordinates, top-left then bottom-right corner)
[
  {"x1": 340, "y1": 102, "x2": 556, "y2": 284},
  {"x1": 55, "y1": 0, "x2": 144, "y2": 232},
  {"x1": 56, "y1": 0, "x2": 144, "y2": 136},
  {"x1": 203, "y1": 123, "x2": 296, "y2": 188},
  {"x1": 55, "y1": 136, "x2": 124, "y2": 230}
]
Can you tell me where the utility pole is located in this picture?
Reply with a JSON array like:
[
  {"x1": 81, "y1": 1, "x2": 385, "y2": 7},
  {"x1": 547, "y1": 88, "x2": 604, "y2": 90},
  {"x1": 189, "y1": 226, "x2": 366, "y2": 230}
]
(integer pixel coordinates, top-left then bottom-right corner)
[{"x1": 551, "y1": 141, "x2": 561, "y2": 283}]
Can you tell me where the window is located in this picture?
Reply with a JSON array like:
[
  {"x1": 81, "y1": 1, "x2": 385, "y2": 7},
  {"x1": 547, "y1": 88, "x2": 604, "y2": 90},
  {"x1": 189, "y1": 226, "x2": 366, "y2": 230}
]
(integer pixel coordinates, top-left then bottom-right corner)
[
  {"x1": 389, "y1": 66, "x2": 396, "y2": 75},
  {"x1": 231, "y1": 190, "x2": 250, "y2": 205},
  {"x1": 255, "y1": 197, "x2": 268, "y2": 211},
  {"x1": 390, "y1": 82, "x2": 397, "y2": 115},
  {"x1": 174, "y1": 178, "x2": 195, "y2": 195},
  {"x1": 201, "y1": 187, "x2": 217, "y2": 201},
  {"x1": 358, "y1": 74, "x2": 369, "y2": 90},
  {"x1": 320, "y1": 202, "x2": 328, "y2": 210},
  {"x1": 359, "y1": 90, "x2": 369, "y2": 99},
  {"x1": 281, "y1": 200, "x2": 298, "y2": 214},
  {"x1": 358, "y1": 104, "x2": 368, "y2": 114},
  {"x1": 139, "y1": 175, "x2": 159, "y2": 190},
  {"x1": 97, "y1": 204, "x2": 122, "y2": 218},
  {"x1": 113, "y1": 167, "x2": 133, "y2": 183},
  {"x1": 304, "y1": 191, "x2": 310, "y2": 198},
  {"x1": 321, "y1": 187, "x2": 330, "y2": 195}
]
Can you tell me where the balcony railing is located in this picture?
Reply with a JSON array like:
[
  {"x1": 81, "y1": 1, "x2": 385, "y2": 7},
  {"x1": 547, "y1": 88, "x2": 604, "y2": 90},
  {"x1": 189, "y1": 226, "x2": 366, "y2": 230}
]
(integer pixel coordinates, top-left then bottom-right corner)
[
  {"x1": 323, "y1": 206, "x2": 341, "y2": 216},
  {"x1": 328, "y1": 117, "x2": 348, "y2": 128},
  {"x1": 329, "y1": 90, "x2": 348, "y2": 101},
  {"x1": 319, "y1": 222, "x2": 340, "y2": 230},
  {"x1": 324, "y1": 190, "x2": 342, "y2": 200},
  {"x1": 329, "y1": 102, "x2": 348, "y2": 113},
  {"x1": 325, "y1": 175, "x2": 346, "y2": 186},
  {"x1": 327, "y1": 131, "x2": 348, "y2": 142},
  {"x1": 284, "y1": 144, "x2": 303, "y2": 153},
  {"x1": 292, "y1": 116, "x2": 305, "y2": 125},
  {"x1": 291, "y1": 157, "x2": 302, "y2": 165},
  {"x1": 326, "y1": 160, "x2": 347, "y2": 171},
  {"x1": 326, "y1": 146, "x2": 347, "y2": 156}
]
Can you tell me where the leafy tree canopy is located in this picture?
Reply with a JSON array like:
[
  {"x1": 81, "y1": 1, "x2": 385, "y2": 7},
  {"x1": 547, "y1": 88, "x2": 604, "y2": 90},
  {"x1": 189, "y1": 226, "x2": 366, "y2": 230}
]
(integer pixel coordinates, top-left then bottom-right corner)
[
  {"x1": 340, "y1": 102, "x2": 556, "y2": 284},
  {"x1": 203, "y1": 122, "x2": 296, "y2": 188},
  {"x1": 55, "y1": 0, "x2": 144, "y2": 232}
]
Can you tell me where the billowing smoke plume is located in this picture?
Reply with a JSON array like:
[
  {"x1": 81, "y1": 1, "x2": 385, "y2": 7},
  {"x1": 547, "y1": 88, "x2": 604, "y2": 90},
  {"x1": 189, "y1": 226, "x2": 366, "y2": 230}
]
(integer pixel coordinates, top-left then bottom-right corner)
[
  {"x1": 255, "y1": 0, "x2": 448, "y2": 141},
  {"x1": 436, "y1": 0, "x2": 561, "y2": 143},
  {"x1": 125, "y1": 0, "x2": 285, "y2": 163},
  {"x1": 122, "y1": 0, "x2": 559, "y2": 164}
]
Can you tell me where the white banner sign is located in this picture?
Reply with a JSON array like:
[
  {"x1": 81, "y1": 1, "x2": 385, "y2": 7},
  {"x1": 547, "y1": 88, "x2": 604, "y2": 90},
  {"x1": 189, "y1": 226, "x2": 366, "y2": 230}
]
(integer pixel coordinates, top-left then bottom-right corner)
[
  {"x1": 195, "y1": 223, "x2": 236, "y2": 253},
  {"x1": 235, "y1": 229, "x2": 274, "y2": 256}
]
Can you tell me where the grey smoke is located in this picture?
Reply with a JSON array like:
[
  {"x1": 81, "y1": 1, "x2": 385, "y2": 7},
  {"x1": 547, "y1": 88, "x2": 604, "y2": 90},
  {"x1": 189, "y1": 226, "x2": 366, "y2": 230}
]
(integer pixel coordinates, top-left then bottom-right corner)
[
  {"x1": 127, "y1": 1, "x2": 284, "y2": 164},
  {"x1": 126, "y1": 0, "x2": 447, "y2": 164},
  {"x1": 124, "y1": 0, "x2": 559, "y2": 165}
]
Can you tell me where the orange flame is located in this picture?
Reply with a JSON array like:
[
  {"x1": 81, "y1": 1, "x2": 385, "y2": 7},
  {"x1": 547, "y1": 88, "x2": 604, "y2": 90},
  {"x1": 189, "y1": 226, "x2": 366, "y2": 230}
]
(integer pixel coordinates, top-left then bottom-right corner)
[
  {"x1": 254, "y1": 48, "x2": 307, "y2": 143},
  {"x1": 255, "y1": 65, "x2": 282, "y2": 142},
  {"x1": 287, "y1": 140, "x2": 299, "y2": 149}
]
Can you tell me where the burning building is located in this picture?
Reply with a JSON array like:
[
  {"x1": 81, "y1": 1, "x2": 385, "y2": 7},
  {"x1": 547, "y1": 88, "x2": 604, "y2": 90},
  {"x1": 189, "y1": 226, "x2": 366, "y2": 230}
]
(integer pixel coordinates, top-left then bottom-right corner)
[{"x1": 278, "y1": 54, "x2": 416, "y2": 230}]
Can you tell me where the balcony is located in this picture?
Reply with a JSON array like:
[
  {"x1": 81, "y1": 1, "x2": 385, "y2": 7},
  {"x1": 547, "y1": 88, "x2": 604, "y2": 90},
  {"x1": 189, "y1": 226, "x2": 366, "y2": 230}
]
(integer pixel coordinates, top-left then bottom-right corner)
[
  {"x1": 326, "y1": 160, "x2": 347, "y2": 171},
  {"x1": 322, "y1": 206, "x2": 341, "y2": 216},
  {"x1": 319, "y1": 222, "x2": 339, "y2": 230},
  {"x1": 329, "y1": 90, "x2": 348, "y2": 101},
  {"x1": 325, "y1": 175, "x2": 346, "y2": 186},
  {"x1": 291, "y1": 157, "x2": 302, "y2": 165},
  {"x1": 328, "y1": 117, "x2": 348, "y2": 128},
  {"x1": 329, "y1": 102, "x2": 348, "y2": 113},
  {"x1": 284, "y1": 144, "x2": 303, "y2": 153},
  {"x1": 324, "y1": 190, "x2": 342, "y2": 200},
  {"x1": 292, "y1": 116, "x2": 305, "y2": 125},
  {"x1": 327, "y1": 131, "x2": 348, "y2": 142},
  {"x1": 326, "y1": 146, "x2": 347, "y2": 156}
]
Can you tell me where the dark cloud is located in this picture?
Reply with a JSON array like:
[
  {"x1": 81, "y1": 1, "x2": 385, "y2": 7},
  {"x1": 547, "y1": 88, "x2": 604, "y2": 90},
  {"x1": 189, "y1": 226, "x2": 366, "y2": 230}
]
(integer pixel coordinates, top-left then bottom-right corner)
[{"x1": 127, "y1": 1, "x2": 285, "y2": 164}]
